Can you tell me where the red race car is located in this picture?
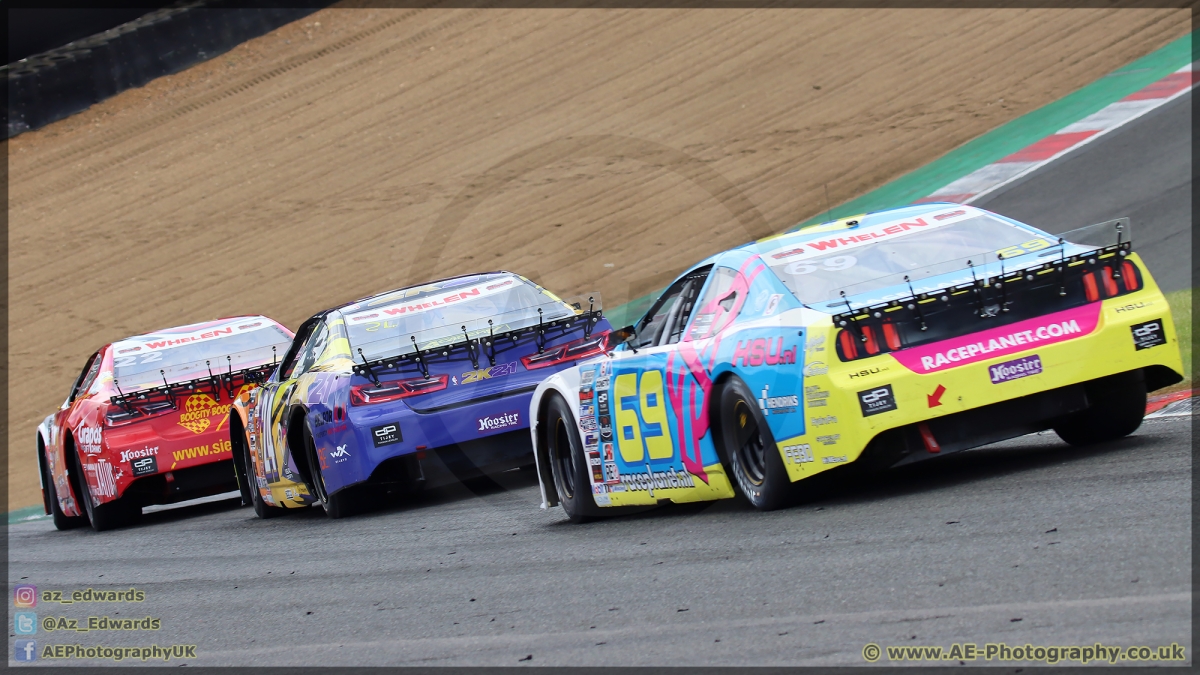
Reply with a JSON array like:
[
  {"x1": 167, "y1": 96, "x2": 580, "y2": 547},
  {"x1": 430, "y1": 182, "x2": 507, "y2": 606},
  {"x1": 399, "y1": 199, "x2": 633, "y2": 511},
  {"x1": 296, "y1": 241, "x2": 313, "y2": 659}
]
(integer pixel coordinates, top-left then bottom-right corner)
[{"x1": 36, "y1": 316, "x2": 294, "y2": 531}]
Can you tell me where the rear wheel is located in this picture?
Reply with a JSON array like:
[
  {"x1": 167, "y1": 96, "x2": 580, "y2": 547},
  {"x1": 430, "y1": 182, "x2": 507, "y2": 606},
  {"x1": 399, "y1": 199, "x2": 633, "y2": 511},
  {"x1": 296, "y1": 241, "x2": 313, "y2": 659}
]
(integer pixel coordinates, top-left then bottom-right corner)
[
  {"x1": 302, "y1": 421, "x2": 369, "y2": 519},
  {"x1": 1054, "y1": 370, "x2": 1147, "y2": 446},
  {"x1": 46, "y1": 467, "x2": 86, "y2": 531},
  {"x1": 716, "y1": 377, "x2": 793, "y2": 511},
  {"x1": 545, "y1": 394, "x2": 602, "y2": 523},
  {"x1": 70, "y1": 449, "x2": 139, "y2": 532}
]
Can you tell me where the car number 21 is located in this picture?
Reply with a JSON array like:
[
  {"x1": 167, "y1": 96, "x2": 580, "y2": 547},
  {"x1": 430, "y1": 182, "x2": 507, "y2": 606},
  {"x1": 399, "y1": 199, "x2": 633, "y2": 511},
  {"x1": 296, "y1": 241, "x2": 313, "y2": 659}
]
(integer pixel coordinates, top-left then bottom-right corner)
[{"x1": 613, "y1": 370, "x2": 674, "y2": 465}]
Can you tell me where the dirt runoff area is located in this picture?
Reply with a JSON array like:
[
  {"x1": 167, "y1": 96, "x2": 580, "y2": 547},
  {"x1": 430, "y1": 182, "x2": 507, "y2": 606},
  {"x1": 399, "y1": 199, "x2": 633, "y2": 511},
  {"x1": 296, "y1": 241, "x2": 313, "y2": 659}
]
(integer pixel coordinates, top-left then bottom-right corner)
[{"x1": 6, "y1": 6, "x2": 1189, "y2": 510}]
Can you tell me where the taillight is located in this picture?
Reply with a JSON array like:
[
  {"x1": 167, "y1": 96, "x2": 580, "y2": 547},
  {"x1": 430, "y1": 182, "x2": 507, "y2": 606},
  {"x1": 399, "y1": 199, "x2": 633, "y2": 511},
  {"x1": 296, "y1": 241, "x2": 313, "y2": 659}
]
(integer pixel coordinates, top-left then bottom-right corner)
[
  {"x1": 350, "y1": 374, "x2": 449, "y2": 406},
  {"x1": 882, "y1": 323, "x2": 902, "y2": 351},
  {"x1": 1101, "y1": 266, "x2": 1119, "y2": 297},
  {"x1": 521, "y1": 331, "x2": 610, "y2": 370},
  {"x1": 837, "y1": 329, "x2": 858, "y2": 360},
  {"x1": 1120, "y1": 261, "x2": 1140, "y2": 292},
  {"x1": 836, "y1": 322, "x2": 901, "y2": 361},
  {"x1": 861, "y1": 326, "x2": 879, "y2": 356},
  {"x1": 1082, "y1": 273, "x2": 1099, "y2": 302},
  {"x1": 1082, "y1": 261, "x2": 1142, "y2": 302}
]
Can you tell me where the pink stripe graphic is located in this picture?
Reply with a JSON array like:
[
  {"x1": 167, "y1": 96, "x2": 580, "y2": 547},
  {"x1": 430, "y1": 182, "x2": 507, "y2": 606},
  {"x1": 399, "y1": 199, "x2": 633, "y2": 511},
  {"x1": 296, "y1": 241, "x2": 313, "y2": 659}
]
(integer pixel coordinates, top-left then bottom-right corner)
[{"x1": 891, "y1": 303, "x2": 1101, "y2": 375}]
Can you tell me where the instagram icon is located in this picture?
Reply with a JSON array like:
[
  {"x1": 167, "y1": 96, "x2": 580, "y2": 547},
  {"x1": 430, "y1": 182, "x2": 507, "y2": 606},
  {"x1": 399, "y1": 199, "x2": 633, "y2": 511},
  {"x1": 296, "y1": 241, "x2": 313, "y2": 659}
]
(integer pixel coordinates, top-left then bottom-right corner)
[{"x1": 14, "y1": 584, "x2": 37, "y2": 608}]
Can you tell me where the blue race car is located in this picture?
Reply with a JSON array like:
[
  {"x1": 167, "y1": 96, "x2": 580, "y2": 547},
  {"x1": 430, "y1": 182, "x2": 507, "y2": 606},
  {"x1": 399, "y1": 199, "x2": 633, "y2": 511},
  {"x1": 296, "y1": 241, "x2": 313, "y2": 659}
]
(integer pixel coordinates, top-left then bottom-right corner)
[{"x1": 230, "y1": 272, "x2": 610, "y2": 518}]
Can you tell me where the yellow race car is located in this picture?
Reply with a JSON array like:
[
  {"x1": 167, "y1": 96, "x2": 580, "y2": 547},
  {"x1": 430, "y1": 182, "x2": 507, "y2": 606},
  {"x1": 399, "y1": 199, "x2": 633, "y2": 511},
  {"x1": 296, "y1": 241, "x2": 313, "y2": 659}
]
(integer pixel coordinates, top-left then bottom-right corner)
[{"x1": 528, "y1": 203, "x2": 1184, "y2": 519}]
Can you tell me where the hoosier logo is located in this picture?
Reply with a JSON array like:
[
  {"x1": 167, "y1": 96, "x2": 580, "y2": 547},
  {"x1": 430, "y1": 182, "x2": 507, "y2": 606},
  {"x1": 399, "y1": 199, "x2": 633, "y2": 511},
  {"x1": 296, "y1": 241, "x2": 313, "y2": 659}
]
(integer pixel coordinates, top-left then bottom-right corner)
[{"x1": 177, "y1": 393, "x2": 234, "y2": 434}]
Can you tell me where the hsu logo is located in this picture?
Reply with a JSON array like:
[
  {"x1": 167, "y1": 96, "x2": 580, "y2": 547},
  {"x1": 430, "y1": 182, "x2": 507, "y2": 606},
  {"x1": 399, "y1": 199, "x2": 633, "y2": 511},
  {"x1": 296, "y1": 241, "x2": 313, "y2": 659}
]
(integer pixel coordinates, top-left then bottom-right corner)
[{"x1": 733, "y1": 338, "x2": 797, "y2": 367}]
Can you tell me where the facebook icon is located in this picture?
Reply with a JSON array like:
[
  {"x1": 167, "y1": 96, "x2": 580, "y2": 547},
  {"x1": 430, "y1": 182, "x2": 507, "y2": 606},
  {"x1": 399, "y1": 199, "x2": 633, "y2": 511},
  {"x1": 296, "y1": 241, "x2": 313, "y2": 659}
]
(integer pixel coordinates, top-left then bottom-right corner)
[{"x1": 14, "y1": 639, "x2": 38, "y2": 662}]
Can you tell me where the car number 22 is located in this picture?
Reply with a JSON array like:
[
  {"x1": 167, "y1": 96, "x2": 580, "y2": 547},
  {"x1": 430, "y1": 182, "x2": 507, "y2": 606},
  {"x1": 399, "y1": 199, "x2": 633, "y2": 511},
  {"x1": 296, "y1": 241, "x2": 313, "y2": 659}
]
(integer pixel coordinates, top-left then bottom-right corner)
[{"x1": 613, "y1": 370, "x2": 674, "y2": 465}]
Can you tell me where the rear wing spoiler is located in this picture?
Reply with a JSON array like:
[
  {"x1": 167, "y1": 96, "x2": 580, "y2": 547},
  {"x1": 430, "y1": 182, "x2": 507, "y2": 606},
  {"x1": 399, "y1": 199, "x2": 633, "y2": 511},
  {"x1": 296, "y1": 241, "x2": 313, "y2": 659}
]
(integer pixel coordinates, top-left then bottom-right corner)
[
  {"x1": 351, "y1": 303, "x2": 606, "y2": 384},
  {"x1": 109, "y1": 362, "x2": 277, "y2": 411}
]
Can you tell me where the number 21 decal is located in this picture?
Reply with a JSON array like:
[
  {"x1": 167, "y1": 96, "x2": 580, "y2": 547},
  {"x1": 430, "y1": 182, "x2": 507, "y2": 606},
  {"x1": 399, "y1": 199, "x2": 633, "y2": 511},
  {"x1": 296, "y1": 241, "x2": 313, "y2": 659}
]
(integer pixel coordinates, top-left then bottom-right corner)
[{"x1": 613, "y1": 370, "x2": 675, "y2": 465}]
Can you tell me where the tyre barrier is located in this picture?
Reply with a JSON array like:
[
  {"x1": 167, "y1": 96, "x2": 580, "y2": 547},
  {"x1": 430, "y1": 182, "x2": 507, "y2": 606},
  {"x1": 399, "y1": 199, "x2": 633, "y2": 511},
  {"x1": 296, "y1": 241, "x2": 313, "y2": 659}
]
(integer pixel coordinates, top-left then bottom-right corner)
[{"x1": 3, "y1": 2, "x2": 330, "y2": 138}]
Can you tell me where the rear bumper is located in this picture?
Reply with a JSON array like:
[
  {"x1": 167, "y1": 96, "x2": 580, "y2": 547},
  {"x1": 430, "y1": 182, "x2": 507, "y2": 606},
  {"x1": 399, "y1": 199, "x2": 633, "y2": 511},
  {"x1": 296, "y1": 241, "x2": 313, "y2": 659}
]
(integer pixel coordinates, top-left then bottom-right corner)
[{"x1": 778, "y1": 287, "x2": 1184, "y2": 480}]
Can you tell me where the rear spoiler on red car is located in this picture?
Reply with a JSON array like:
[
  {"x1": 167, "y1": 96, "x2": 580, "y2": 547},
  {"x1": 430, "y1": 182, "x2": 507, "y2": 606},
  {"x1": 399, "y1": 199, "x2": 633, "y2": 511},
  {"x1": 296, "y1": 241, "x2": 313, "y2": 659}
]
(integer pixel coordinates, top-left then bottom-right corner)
[{"x1": 109, "y1": 362, "x2": 278, "y2": 414}]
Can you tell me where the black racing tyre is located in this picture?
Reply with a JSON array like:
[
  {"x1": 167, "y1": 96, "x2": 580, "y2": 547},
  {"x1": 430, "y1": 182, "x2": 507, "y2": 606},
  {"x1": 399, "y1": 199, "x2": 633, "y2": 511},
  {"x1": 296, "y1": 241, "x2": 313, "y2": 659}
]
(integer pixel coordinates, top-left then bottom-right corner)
[
  {"x1": 716, "y1": 376, "x2": 794, "y2": 511},
  {"x1": 1053, "y1": 370, "x2": 1148, "y2": 446},
  {"x1": 230, "y1": 422, "x2": 255, "y2": 507},
  {"x1": 46, "y1": 465, "x2": 86, "y2": 531},
  {"x1": 250, "y1": 473, "x2": 286, "y2": 520},
  {"x1": 302, "y1": 420, "x2": 369, "y2": 519},
  {"x1": 545, "y1": 393, "x2": 603, "y2": 523},
  {"x1": 70, "y1": 449, "x2": 140, "y2": 532}
]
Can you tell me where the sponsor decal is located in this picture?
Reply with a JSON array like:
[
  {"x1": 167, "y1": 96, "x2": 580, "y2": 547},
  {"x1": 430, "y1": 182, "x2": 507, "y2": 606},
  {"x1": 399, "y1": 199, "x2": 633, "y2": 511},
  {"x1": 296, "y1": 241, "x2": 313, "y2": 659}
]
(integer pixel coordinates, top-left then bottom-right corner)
[
  {"x1": 112, "y1": 319, "x2": 271, "y2": 353},
  {"x1": 77, "y1": 425, "x2": 103, "y2": 455},
  {"x1": 371, "y1": 423, "x2": 402, "y2": 447},
  {"x1": 583, "y1": 432, "x2": 599, "y2": 449},
  {"x1": 344, "y1": 276, "x2": 516, "y2": 322},
  {"x1": 478, "y1": 411, "x2": 521, "y2": 433},
  {"x1": 803, "y1": 361, "x2": 828, "y2": 376},
  {"x1": 858, "y1": 385, "x2": 897, "y2": 417},
  {"x1": 284, "y1": 488, "x2": 296, "y2": 499},
  {"x1": 581, "y1": 404, "x2": 595, "y2": 419},
  {"x1": 733, "y1": 338, "x2": 797, "y2": 367},
  {"x1": 119, "y1": 445, "x2": 159, "y2": 464},
  {"x1": 596, "y1": 390, "x2": 610, "y2": 417},
  {"x1": 806, "y1": 334, "x2": 826, "y2": 352},
  {"x1": 822, "y1": 455, "x2": 848, "y2": 464},
  {"x1": 328, "y1": 444, "x2": 351, "y2": 464},
  {"x1": 1130, "y1": 319, "x2": 1166, "y2": 350},
  {"x1": 619, "y1": 467, "x2": 696, "y2": 495},
  {"x1": 86, "y1": 461, "x2": 117, "y2": 497},
  {"x1": 784, "y1": 443, "x2": 814, "y2": 464},
  {"x1": 989, "y1": 355, "x2": 1043, "y2": 384},
  {"x1": 171, "y1": 439, "x2": 231, "y2": 464},
  {"x1": 891, "y1": 304, "x2": 1100, "y2": 374},
  {"x1": 847, "y1": 366, "x2": 884, "y2": 379},
  {"x1": 177, "y1": 394, "x2": 233, "y2": 435},
  {"x1": 314, "y1": 422, "x2": 348, "y2": 439},
  {"x1": 312, "y1": 409, "x2": 333, "y2": 427},
  {"x1": 580, "y1": 370, "x2": 595, "y2": 386},
  {"x1": 810, "y1": 415, "x2": 838, "y2": 427},
  {"x1": 579, "y1": 388, "x2": 594, "y2": 403},
  {"x1": 758, "y1": 385, "x2": 798, "y2": 415},
  {"x1": 1114, "y1": 300, "x2": 1151, "y2": 313},
  {"x1": 769, "y1": 208, "x2": 971, "y2": 262},
  {"x1": 461, "y1": 361, "x2": 518, "y2": 384},
  {"x1": 816, "y1": 434, "x2": 840, "y2": 445},
  {"x1": 763, "y1": 294, "x2": 783, "y2": 316},
  {"x1": 130, "y1": 455, "x2": 157, "y2": 477}
]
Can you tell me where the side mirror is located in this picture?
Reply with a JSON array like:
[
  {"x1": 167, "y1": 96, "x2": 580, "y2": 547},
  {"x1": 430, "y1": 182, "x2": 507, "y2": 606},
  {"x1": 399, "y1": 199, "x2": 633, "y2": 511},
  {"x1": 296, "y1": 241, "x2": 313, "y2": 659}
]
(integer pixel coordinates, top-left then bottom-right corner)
[{"x1": 608, "y1": 325, "x2": 638, "y2": 352}]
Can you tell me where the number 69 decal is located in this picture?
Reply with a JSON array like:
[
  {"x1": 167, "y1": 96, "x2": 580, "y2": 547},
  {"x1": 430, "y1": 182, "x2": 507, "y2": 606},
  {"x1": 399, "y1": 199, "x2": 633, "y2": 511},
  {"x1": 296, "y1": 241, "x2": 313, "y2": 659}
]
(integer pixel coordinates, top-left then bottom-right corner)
[{"x1": 613, "y1": 370, "x2": 675, "y2": 465}]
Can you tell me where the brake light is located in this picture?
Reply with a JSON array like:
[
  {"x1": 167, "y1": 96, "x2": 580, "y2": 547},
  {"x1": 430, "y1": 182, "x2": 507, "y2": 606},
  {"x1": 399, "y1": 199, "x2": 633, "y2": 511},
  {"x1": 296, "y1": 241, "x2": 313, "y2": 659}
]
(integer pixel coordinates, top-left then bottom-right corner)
[
  {"x1": 861, "y1": 326, "x2": 879, "y2": 355},
  {"x1": 1082, "y1": 273, "x2": 1099, "y2": 302},
  {"x1": 1101, "y1": 266, "x2": 1119, "y2": 297},
  {"x1": 1120, "y1": 261, "x2": 1140, "y2": 292},
  {"x1": 521, "y1": 331, "x2": 610, "y2": 370},
  {"x1": 350, "y1": 374, "x2": 449, "y2": 406},
  {"x1": 881, "y1": 323, "x2": 902, "y2": 351},
  {"x1": 837, "y1": 329, "x2": 858, "y2": 360}
]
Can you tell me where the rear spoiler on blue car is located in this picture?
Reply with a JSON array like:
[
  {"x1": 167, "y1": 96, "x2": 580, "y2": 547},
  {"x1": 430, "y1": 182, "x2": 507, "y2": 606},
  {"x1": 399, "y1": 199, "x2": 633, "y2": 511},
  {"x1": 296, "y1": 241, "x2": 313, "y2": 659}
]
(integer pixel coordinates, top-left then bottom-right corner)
[{"x1": 352, "y1": 304, "x2": 606, "y2": 385}]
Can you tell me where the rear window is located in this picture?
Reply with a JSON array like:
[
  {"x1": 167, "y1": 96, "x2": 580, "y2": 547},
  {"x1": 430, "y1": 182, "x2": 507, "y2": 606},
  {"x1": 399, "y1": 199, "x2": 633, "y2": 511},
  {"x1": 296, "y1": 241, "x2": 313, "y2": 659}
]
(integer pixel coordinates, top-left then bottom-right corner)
[
  {"x1": 765, "y1": 208, "x2": 1051, "y2": 305},
  {"x1": 111, "y1": 318, "x2": 292, "y2": 391},
  {"x1": 340, "y1": 274, "x2": 575, "y2": 361}
]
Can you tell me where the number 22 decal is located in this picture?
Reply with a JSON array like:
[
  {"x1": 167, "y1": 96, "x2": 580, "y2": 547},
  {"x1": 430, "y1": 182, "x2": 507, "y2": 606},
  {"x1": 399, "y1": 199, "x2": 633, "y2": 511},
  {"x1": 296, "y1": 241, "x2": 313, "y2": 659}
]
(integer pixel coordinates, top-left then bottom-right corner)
[{"x1": 613, "y1": 370, "x2": 675, "y2": 465}]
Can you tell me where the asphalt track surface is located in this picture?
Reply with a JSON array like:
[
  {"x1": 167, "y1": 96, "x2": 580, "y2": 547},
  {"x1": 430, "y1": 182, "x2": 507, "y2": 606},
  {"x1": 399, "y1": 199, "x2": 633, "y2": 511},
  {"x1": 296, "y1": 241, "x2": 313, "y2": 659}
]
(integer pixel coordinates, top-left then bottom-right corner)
[{"x1": 9, "y1": 93, "x2": 1192, "y2": 667}]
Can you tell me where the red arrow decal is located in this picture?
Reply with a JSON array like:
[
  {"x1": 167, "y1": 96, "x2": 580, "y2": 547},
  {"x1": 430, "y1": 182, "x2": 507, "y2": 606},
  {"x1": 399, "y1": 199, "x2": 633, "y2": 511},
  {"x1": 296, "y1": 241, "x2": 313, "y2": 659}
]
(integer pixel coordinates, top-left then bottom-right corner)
[{"x1": 927, "y1": 384, "x2": 946, "y2": 408}]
